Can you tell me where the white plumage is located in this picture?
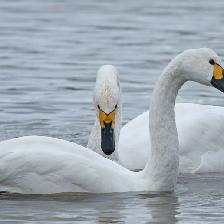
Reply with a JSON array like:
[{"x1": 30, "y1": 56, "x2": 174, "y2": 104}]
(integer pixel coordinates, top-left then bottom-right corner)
[
  {"x1": 87, "y1": 65, "x2": 122, "y2": 160},
  {"x1": 119, "y1": 103, "x2": 224, "y2": 172},
  {"x1": 0, "y1": 48, "x2": 223, "y2": 194},
  {"x1": 0, "y1": 136, "x2": 141, "y2": 194}
]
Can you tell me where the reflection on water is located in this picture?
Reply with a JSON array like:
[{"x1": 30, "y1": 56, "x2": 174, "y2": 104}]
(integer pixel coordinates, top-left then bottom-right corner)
[
  {"x1": 0, "y1": 0, "x2": 224, "y2": 223},
  {"x1": 0, "y1": 191, "x2": 178, "y2": 223},
  {"x1": 1, "y1": 175, "x2": 224, "y2": 223}
]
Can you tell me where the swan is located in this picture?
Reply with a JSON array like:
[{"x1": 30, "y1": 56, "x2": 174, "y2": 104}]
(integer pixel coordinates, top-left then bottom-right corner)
[
  {"x1": 87, "y1": 65, "x2": 122, "y2": 161},
  {"x1": 0, "y1": 48, "x2": 223, "y2": 194},
  {"x1": 94, "y1": 63, "x2": 224, "y2": 174},
  {"x1": 118, "y1": 103, "x2": 224, "y2": 172}
]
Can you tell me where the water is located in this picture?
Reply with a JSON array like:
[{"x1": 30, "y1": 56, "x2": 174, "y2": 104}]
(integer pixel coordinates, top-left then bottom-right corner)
[
  {"x1": 1, "y1": 175, "x2": 224, "y2": 223},
  {"x1": 0, "y1": 0, "x2": 224, "y2": 223}
]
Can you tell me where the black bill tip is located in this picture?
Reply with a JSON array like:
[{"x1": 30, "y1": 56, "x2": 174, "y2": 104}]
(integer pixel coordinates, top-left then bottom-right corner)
[
  {"x1": 101, "y1": 121, "x2": 115, "y2": 155},
  {"x1": 211, "y1": 77, "x2": 224, "y2": 93}
]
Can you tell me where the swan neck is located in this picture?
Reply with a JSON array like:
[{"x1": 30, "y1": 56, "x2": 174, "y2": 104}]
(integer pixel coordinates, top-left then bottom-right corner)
[{"x1": 144, "y1": 66, "x2": 185, "y2": 191}]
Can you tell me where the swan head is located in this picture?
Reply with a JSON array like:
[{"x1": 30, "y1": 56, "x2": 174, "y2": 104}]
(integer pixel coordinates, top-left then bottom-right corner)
[
  {"x1": 94, "y1": 65, "x2": 121, "y2": 156},
  {"x1": 175, "y1": 48, "x2": 224, "y2": 91}
]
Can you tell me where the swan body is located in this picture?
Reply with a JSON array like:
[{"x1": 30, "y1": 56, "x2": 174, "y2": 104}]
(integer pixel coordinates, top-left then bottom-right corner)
[
  {"x1": 0, "y1": 48, "x2": 223, "y2": 194},
  {"x1": 0, "y1": 136, "x2": 145, "y2": 194},
  {"x1": 119, "y1": 103, "x2": 224, "y2": 172}
]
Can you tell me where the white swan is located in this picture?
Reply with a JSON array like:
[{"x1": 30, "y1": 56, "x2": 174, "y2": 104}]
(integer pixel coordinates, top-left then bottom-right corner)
[
  {"x1": 0, "y1": 48, "x2": 223, "y2": 194},
  {"x1": 118, "y1": 103, "x2": 224, "y2": 172},
  {"x1": 87, "y1": 65, "x2": 122, "y2": 161}
]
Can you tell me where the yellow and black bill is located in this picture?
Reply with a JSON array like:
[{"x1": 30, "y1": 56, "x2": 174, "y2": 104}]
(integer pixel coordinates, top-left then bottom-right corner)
[
  {"x1": 99, "y1": 110, "x2": 115, "y2": 155},
  {"x1": 211, "y1": 63, "x2": 224, "y2": 93}
]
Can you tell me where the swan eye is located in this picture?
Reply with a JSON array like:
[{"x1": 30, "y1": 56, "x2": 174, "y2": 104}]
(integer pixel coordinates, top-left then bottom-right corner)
[
  {"x1": 209, "y1": 59, "x2": 215, "y2": 65},
  {"x1": 97, "y1": 105, "x2": 101, "y2": 110},
  {"x1": 115, "y1": 104, "x2": 118, "y2": 109}
]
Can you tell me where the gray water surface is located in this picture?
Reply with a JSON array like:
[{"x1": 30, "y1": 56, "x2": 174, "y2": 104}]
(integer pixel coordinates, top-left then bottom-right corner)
[
  {"x1": 0, "y1": 0, "x2": 224, "y2": 223},
  {"x1": 1, "y1": 175, "x2": 224, "y2": 223}
]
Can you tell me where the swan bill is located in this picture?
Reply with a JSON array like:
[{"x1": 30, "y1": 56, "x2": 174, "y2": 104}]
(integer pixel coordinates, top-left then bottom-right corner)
[
  {"x1": 99, "y1": 110, "x2": 115, "y2": 155},
  {"x1": 211, "y1": 63, "x2": 224, "y2": 93}
]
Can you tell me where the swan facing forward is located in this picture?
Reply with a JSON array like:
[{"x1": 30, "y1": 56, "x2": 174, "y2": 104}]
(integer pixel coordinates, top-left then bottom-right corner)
[
  {"x1": 0, "y1": 48, "x2": 223, "y2": 194},
  {"x1": 87, "y1": 65, "x2": 122, "y2": 161}
]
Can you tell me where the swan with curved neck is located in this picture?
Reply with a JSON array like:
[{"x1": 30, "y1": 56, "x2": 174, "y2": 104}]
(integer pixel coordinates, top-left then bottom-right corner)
[
  {"x1": 87, "y1": 65, "x2": 122, "y2": 160},
  {"x1": 118, "y1": 51, "x2": 224, "y2": 172},
  {"x1": 144, "y1": 49, "x2": 224, "y2": 188},
  {"x1": 94, "y1": 61, "x2": 224, "y2": 172},
  {"x1": 0, "y1": 48, "x2": 223, "y2": 194}
]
